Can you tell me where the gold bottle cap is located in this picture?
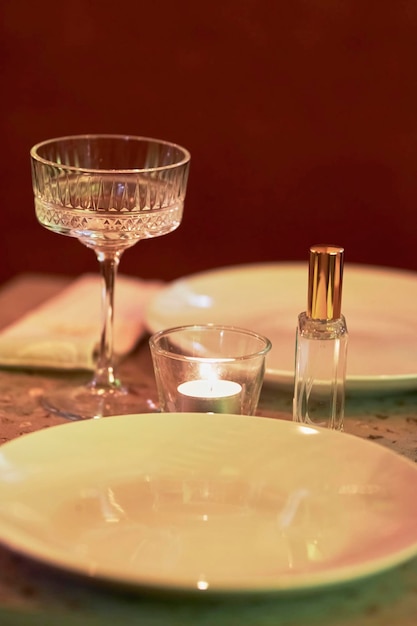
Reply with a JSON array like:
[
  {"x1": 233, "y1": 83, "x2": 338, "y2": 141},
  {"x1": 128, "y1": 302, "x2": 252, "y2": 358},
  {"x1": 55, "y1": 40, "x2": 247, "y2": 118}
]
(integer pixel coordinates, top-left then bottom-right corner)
[{"x1": 307, "y1": 244, "x2": 344, "y2": 320}]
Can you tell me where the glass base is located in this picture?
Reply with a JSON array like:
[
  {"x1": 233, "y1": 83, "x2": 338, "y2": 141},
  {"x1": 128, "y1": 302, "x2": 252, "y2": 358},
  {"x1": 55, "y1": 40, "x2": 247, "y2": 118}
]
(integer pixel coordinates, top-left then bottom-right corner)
[{"x1": 41, "y1": 383, "x2": 159, "y2": 420}]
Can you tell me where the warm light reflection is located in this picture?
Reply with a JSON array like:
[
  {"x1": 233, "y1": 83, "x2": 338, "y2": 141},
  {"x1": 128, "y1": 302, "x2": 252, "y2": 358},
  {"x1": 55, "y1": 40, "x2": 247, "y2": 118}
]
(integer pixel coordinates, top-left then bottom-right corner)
[
  {"x1": 99, "y1": 487, "x2": 126, "y2": 523},
  {"x1": 297, "y1": 425, "x2": 319, "y2": 435},
  {"x1": 188, "y1": 293, "x2": 213, "y2": 308},
  {"x1": 0, "y1": 454, "x2": 25, "y2": 482},
  {"x1": 198, "y1": 362, "x2": 220, "y2": 381},
  {"x1": 278, "y1": 488, "x2": 309, "y2": 528},
  {"x1": 197, "y1": 577, "x2": 209, "y2": 590},
  {"x1": 307, "y1": 540, "x2": 323, "y2": 562}
]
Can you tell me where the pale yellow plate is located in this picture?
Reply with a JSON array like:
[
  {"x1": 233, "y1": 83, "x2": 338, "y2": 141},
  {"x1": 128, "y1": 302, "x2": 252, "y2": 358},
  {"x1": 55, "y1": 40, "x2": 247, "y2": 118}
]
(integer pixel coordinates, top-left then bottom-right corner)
[
  {"x1": 145, "y1": 262, "x2": 417, "y2": 393},
  {"x1": 0, "y1": 413, "x2": 417, "y2": 594}
]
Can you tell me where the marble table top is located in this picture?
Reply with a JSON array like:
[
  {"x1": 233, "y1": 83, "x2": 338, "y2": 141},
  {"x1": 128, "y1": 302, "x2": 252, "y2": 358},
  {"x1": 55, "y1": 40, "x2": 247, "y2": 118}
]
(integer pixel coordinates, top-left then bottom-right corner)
[{"x1": 0, "y1": 273, "x2": 416, "y2": 626}]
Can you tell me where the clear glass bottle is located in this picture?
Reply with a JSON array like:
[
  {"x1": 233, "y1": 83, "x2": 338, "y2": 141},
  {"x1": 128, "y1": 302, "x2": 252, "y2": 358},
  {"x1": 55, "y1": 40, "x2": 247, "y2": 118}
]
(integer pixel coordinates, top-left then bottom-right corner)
[{"x1": 293, "y1": 245, "x2": 348, "y2": 430}]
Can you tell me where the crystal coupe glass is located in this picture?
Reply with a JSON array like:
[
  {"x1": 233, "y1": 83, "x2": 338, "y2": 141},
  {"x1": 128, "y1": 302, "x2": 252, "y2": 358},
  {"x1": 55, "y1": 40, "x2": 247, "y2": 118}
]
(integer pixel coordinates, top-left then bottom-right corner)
[{"x1": 30, "y1": 135, "x2": 190, "y2": 419}]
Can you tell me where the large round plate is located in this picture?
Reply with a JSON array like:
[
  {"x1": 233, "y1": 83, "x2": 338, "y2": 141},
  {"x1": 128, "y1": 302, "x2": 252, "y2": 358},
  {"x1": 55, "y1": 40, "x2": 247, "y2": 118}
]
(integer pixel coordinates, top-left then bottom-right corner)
[
  {"x1": 145, "y1": 262, "x2": 417, "y2": 393},
  {"x1": 0, "y1": 413, "x2": 417, "y2": 594}
]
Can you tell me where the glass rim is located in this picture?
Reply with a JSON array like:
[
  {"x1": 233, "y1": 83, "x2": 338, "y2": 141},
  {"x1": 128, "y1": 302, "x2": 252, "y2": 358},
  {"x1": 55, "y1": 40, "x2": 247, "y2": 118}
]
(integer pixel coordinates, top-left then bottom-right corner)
[
  {"x1": 30, "y1": 133, "x2": 191, "y2": 175},
  {"x1": 149, "y1": 323, "x2": 272, "y2": 362}
]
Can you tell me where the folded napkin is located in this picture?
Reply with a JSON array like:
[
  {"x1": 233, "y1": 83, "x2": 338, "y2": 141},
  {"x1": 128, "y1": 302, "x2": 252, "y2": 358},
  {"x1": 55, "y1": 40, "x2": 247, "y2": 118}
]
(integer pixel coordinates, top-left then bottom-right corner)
[{"x1": 0, "y1": 274, "x2": 162, "y2": 370}]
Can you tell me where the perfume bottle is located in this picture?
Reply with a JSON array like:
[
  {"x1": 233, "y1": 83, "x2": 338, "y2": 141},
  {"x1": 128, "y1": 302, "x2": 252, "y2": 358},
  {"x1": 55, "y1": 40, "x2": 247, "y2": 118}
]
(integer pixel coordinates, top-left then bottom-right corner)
[{"x1": 293, "y1": 245, "x2": 348, "y2": 430}]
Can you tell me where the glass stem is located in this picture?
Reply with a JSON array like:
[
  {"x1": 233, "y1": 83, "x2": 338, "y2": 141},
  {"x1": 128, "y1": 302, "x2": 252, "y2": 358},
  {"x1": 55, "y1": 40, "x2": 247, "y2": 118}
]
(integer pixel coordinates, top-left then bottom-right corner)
[{"x1": 90, "y1": 250, "x2": 123, "y2": 390}]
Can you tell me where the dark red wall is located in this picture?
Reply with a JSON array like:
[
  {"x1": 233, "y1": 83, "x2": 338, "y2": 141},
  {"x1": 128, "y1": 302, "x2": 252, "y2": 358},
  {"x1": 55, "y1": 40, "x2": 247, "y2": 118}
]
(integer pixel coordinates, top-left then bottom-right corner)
[{"x1": 1, "y1": 1, "x2": 417, "y2": 284}]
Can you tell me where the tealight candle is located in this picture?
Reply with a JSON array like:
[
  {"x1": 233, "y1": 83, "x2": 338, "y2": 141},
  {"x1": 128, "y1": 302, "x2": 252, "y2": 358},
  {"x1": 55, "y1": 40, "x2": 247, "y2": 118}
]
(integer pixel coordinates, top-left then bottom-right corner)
[{"x1": 177, "y1": 379, "x2": 242, "y2": 413}]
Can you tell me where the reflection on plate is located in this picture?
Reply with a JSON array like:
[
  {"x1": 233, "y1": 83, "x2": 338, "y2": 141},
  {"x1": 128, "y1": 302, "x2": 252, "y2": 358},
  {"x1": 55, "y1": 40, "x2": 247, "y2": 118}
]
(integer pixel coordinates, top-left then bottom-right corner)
[
  {"x1": 0, "y1": 413, "x2": 417, "y2": 594},
  {"x1": 145, "y1": 262, "x2": 417, "y2": 393}
]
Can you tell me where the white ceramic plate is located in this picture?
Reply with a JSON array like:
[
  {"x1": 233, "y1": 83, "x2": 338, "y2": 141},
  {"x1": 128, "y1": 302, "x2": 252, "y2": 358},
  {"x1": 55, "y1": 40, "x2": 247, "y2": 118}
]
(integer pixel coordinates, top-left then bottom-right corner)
[
  {"x1": 0, "y1": 413, "x2": 417, "y2": 595},
  {"x1": 145, "y1": 262, "x2": 417, "y2": 393}
]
